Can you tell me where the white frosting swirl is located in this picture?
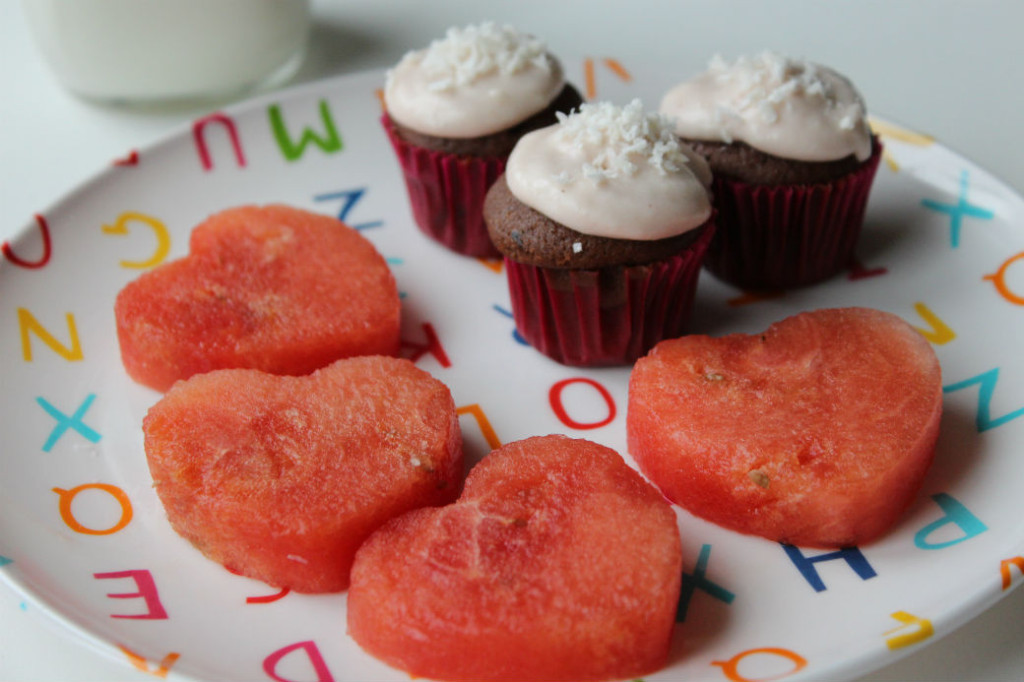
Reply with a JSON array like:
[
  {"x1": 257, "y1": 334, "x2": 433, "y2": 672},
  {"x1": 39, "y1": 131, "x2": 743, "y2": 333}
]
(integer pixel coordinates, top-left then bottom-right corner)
[
  {"x1": 506, "y1": 100, "x2": 712, "y2": 241},
  {"x1": 384, "y1": 23, "x2": 565, "y2": 138},
  {"x1": 660, "y1": 51, "x2": 872, "y2": 162}
]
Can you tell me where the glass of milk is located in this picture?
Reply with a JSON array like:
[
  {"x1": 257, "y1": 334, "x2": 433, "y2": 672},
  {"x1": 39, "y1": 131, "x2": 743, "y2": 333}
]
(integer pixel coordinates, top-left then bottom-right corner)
[{"x1": 22, "y1": 0, "x2": 312, "y2": 105}]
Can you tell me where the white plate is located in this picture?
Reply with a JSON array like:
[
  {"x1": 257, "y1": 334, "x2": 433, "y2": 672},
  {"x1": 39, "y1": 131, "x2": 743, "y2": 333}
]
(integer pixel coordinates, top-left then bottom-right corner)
[{"x1": 2, "y1": 66, "x2": 1024, "y2": 682}]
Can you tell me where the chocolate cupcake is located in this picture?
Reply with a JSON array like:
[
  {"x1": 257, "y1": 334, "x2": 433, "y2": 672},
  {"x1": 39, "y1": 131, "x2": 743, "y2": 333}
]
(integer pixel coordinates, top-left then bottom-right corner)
[
  {"x1": 382, "y1": 23, "x2": 583, "y2": 258},
  {"x1": 660, "y1": 52, "x2": 882, "y2": 289},
  {"x1": 484, "y1": 100, "x2": 715, "y2": 366}
]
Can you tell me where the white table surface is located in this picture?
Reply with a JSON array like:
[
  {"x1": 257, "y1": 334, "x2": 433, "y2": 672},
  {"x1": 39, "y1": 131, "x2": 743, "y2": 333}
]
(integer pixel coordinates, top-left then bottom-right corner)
[{"x1": 2, "y1": 0, "x2": 1023, "y2": 680}]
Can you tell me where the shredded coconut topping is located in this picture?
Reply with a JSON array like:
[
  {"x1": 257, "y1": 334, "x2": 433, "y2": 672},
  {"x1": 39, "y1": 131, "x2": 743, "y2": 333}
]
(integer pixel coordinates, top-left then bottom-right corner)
[
  {"x1": 552, "y1": 99, "x2": 689, "y2": 184},
  {"x1": 394, "y1": 22, "x2": 550, "y2": 93},
  {"x1": 660, "y1": 50, "x2": 872, "y2": 162},
  {"x1": 706, "y1": 51, "x2": 865, "y2": 140},
  {"x1": 505, "y1": 99, "x2": 712, "y2": 240}
]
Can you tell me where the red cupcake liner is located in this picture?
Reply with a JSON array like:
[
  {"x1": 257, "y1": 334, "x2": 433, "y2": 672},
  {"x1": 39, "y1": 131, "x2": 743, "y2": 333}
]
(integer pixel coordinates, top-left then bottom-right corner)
[
  {"x1": 504, "y1": 221, "x2": 716, "y2": 366},
  {"x1": 702, "y1": 138, "x2": 884, "y2": 290},
  {"x1": 381, "y1": 114, "x2": 504, "y2": 259}
]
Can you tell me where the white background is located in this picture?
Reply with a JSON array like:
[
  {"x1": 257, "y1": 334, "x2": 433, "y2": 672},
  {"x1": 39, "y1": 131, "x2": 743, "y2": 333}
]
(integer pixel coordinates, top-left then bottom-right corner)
[{"x1": 2, "y1": 0, "x2": 1023, "y2": 680}]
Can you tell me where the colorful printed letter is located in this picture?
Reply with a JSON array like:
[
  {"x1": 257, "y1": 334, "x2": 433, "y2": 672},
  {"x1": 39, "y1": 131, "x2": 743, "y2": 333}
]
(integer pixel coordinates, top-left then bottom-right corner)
[
  {"x1": 401, "y1": 322, "x2": 451, "y2": 367},
  {"x1": 269, "y1": 100, "x2": 343, "y2": 162},
  {"x1": 3, "y1": 214, "x2": 52, "y2": 268},
  {"x1": 101, "y1": 211, "x2": 171, "y2": 269},
  {"x1": 52, "y1": 483, "x2": 133, "y2": 535},
  {"x1": 313, "y1": 187, "x2": 382, "y2": 230},
  {"x1": 1000, "y1": 557, "x2": 1024, "y2": 590},
  {"x1": 246, "y1": 586, "x2": 291, "y2": 605},
  {"x1": 456, "y1": 404, "x2": 502, "y2": 450},
  {"x1": 94, "y1": 570, "x2": 168, "y2": 619},
  {"x1": 711, "y1": 647, "x2": 808, "y2": 682},
  {"x1": 847, "y1": 258, "x2": 888, "y2": 280},
  {"x1": 548, "y1": 377, "x2": 617, "y2": 429},
  {"x1": 911, "y1": 302, "x2": 956, "y2": 345},
  {"x1": 983, "y1": 251, "x2": 1024, "y2": 305},
  {"x1": 491, "y1": 304, "x2": 528, "y2": 345},
  {"x1": 193, "y1": 112, "x2": 247, "y2": 170},
  {"x1": 263, "y1": 640, "x2": 335, "y2": 682},
  {"x1": 884, "y1": 611, "x2": 934, "y2": 650},
  {"x1": 914, "y1": 493, "x2": 987, "y2": 550},
  {"x1": 677, "y1": 544, "x2": 735, "y2": 622},
  {"x1": 782, "y1": 544, "x2": 877, "y2": 592},
  {"x1": 920, "y1": 169, "x2": 994, "y2": 248},
  {"x1": 118, "y1": 645, "x2": 180, "y2": 678},
  {"x1": 582, "y1": 57, "x2": 632, "y2": 99},
  {"x1": 37, "y1": 394, "x2": 101, "y2": 452},
  {"x1": 18, "y1": 308, "x2": 83, "y2": 362},
  {"x1": 943, "y1": 368, "x2": 1024, "y2": 432}
]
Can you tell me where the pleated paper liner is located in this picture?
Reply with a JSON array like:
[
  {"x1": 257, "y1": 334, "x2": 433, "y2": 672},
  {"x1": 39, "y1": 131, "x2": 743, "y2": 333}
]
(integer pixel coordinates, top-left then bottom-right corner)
[
  {"x1": 381, "y1": 114, "x2": 504, "y2": 259},
  {"x1": 504, "y1": 221, "x2": 716, "y2": 366},
  {"x1": 702, "y1": 139, "x2": 884, "y2": 290}
]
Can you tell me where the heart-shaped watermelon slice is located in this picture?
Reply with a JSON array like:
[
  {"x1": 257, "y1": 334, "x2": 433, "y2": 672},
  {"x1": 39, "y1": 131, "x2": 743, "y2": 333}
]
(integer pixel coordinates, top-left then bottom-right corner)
[
  {"x1": 628, "y1": 307, "x2": 943, "y2": 548},
  {"x1": 347, "y1": 435, "x2": 682, "y2": 682},
  {"x1": 116, "y1": 204, "x2": 400, "y2": 392},
  {"x1": 143, "y1": 355, "x2": 462, "y2": 593}
]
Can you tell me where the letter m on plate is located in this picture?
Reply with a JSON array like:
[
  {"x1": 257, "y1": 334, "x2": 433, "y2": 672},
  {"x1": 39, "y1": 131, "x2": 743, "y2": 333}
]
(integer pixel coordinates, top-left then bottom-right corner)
[{"x1": 269, "y1": 100, "x2": 343, "y2": 162}]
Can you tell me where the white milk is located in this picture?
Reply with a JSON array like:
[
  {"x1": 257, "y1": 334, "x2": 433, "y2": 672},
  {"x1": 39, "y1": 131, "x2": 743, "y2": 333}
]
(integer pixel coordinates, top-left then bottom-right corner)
[{"x1": 22, "y1": 0, "x2": 311, "y2": 103}]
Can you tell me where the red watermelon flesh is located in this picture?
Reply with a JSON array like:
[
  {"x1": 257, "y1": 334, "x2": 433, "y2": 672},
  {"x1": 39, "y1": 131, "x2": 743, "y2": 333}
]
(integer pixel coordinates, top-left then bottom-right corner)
[
  {"x1": 627, "y1": 307, "x2": 943, "y2": 548},
  {"x1": 347, "y1": 435, "x2": 682, "y2": 682},
  {"x1": 116, "y1": 204, "x2": 400, "y2": 392},
  {"x1": 143, "y1": 355, "x2": 462, "y2": 593}
]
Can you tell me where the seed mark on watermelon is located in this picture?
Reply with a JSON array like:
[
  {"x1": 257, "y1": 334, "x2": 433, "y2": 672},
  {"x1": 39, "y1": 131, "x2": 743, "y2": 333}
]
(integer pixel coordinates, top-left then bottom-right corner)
[{"x1": 747, "y1": 470, "x2": 771, "y2": 489}]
